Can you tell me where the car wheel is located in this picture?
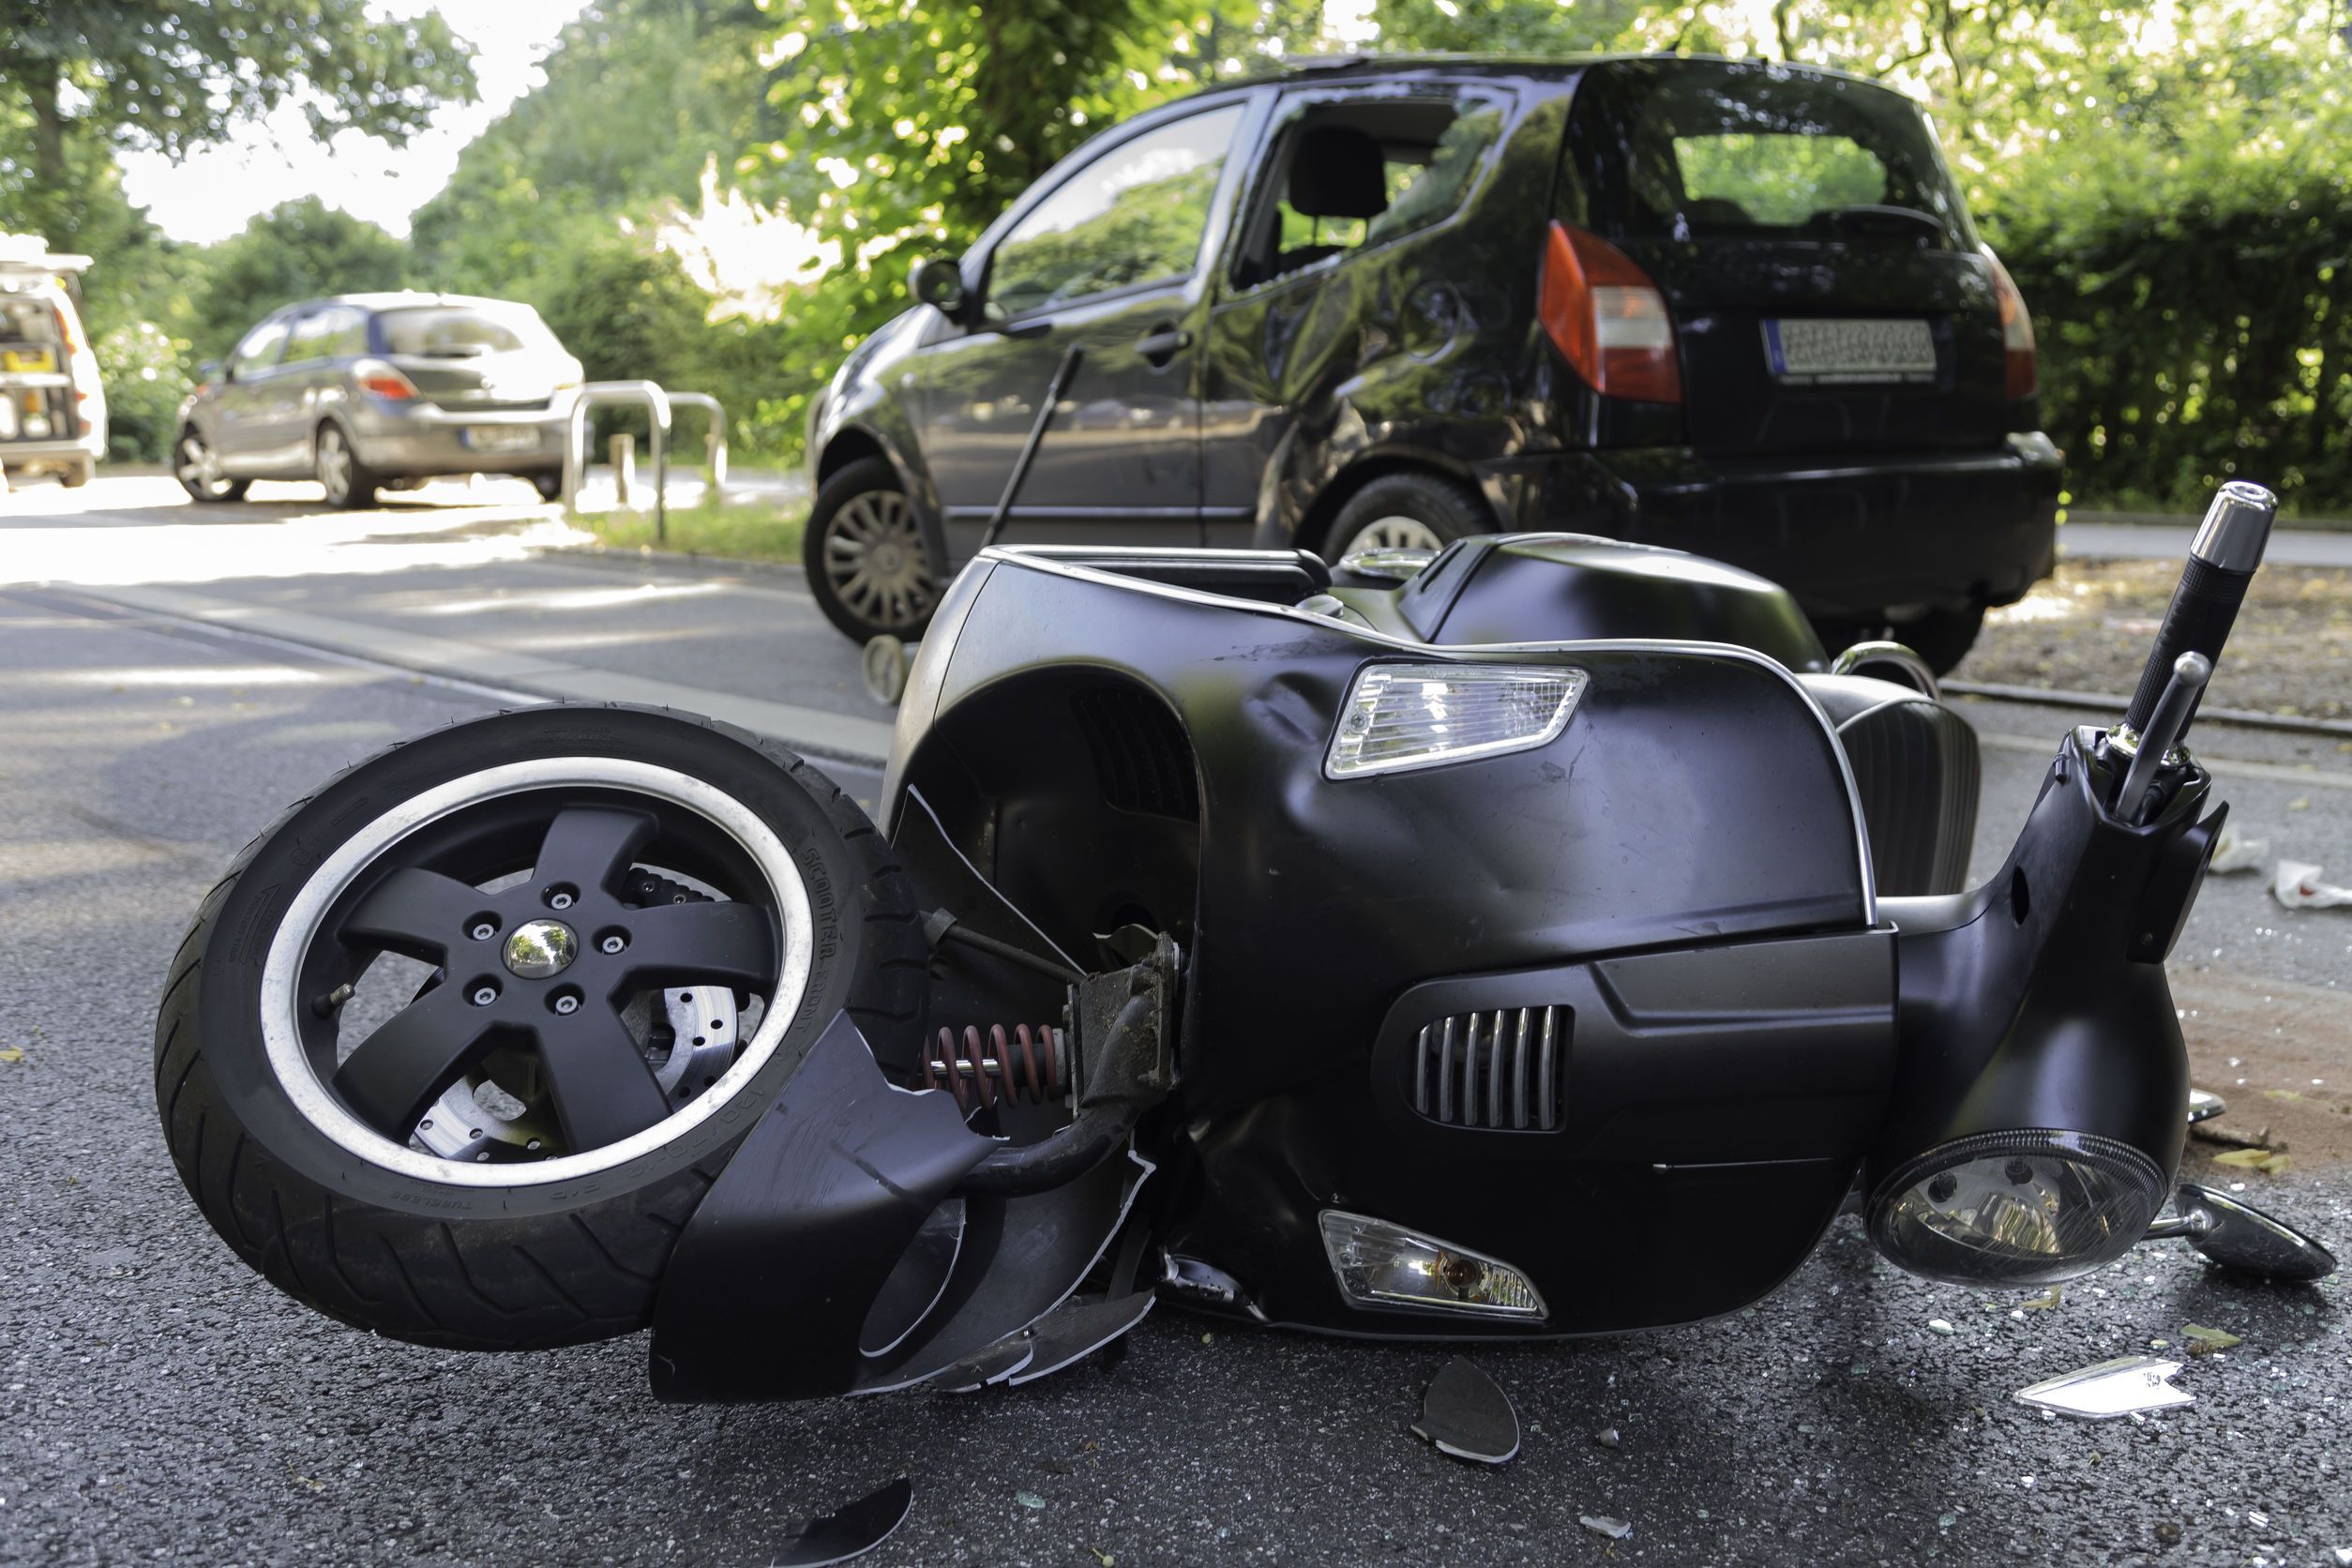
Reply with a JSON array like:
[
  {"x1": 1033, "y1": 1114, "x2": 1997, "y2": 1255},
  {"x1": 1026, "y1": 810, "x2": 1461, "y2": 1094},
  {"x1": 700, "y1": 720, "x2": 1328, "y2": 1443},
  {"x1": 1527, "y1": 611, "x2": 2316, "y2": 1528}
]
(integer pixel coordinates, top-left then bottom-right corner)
[
  {"x1": 314, "y1": 421, "x2": 378, "y2": 509},
  {"x1": 173, "y1": 426, "x2": 251, "y2": 504},
  {"x1": 60, "y1": 458, "x2": 92, "y2": 489},
  {"x1": 532, "y1": 471, "x2": 565, "y2": 503},
  {"x1": 805, "y1": 456, "x2": 939, "y2": 642},
  {"x1": 154, "y1": 703, "x2": 925, "y2": 1350},
  {"x1": 1323, "y1": 472, "x2": 1494, "y2": 564}
]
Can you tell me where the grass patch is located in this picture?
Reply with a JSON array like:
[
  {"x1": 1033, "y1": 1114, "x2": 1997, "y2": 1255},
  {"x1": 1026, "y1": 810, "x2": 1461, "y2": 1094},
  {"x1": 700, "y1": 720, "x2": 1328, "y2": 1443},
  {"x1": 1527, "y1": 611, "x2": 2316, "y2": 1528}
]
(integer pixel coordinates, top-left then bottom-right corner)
[{"x1": 577, "y1": 495, "x2": 807, "y2": 565}]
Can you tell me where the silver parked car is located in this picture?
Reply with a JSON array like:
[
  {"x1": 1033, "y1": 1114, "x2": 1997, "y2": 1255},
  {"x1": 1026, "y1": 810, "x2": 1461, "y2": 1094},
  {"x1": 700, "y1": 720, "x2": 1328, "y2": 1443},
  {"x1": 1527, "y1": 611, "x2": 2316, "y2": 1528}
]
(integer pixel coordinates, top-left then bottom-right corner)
[{"x1": 175, "y1": 293, "x2": 582, "y2": 506}]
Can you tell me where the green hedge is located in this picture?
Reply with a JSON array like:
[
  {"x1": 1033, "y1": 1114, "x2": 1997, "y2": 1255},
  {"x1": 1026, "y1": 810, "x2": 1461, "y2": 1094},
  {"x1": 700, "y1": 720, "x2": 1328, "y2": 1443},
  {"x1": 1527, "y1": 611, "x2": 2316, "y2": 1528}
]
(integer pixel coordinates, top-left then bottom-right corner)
[{"x1": 1987, "y1": 129, "x2": 2352, "y2": 516}]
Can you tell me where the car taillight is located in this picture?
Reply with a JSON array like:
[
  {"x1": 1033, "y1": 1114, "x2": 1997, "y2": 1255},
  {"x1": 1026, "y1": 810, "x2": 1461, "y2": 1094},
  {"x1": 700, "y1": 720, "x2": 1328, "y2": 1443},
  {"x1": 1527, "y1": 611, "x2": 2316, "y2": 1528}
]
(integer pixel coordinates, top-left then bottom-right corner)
[
  {"x1": 1538, "y1": 219, "x2": 1681, "y2": 404},
  {"x1": 1986, "y1": 249, "x2": 2037, "y2": 400},
  {"x1": 354, "y1": 359, "x2": 420, "y2": 400}
]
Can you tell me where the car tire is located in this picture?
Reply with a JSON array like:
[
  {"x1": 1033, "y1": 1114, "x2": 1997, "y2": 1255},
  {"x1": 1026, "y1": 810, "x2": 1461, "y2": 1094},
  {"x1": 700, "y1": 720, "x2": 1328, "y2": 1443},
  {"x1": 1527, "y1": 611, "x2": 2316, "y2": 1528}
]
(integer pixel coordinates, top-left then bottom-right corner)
[
  {"x1": 532, "y1": 471, "x2": 565, "y2": 503},
  {"x1": 173, "y1": 425, "x2": 251, "y2": 504},
  {"x1": 154, "y1": 702, "x2": 927, "y2": 1351},
  {"x1": 1322, "y1": 472, "x2": 1495, "y2": 563},
  {"x1": 60, "y1": 458, "x2": 91, "y2": 489},
  {"x1": 314, "y1": 421, "x2": 378, "y2": 509},
  {"x1": 804, "y1": 456, "x2": 940, "y2": 642}
]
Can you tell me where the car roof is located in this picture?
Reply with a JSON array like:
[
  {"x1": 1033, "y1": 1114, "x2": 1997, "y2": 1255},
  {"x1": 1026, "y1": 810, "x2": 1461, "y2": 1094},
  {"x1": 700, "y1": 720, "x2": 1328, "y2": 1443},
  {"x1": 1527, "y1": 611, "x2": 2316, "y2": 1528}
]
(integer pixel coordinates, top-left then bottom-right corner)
[
  {"x1": 308, "y1": 291, "x2": 537, "y2": 313},
  {"x1": 1187, "y1": 50, "x2": 1897, "y2": 98}
]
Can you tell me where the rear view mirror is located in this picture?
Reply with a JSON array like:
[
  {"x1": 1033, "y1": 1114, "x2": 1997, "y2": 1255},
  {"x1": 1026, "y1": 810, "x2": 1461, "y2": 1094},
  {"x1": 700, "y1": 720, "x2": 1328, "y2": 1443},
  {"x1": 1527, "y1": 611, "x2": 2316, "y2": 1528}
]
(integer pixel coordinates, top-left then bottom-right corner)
[{"x1": 910, "y1": 256, "x2": 967, "y2": 316}]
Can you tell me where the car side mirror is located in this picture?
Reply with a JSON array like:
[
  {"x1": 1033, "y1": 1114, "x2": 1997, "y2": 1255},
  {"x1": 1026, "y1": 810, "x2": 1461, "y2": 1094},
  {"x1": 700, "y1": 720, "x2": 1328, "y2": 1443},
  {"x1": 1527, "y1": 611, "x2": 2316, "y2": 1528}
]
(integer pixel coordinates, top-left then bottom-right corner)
[
  {"x1": 910, "y1": 256, "x2": 968, "y2": 318},
  {"x1": 201, "y1": 358, "x2": 229, "y2": 384}
]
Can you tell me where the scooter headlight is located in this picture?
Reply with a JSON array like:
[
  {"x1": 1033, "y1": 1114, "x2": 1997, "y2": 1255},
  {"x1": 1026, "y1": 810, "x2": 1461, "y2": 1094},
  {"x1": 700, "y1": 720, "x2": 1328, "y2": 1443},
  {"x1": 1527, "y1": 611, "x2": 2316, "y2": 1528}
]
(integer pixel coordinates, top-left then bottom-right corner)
[
  {"x1": 1868, "y1": 1129, "x2": 2167, "y2": 1287},
  {"x1": 1326, "y1": 663, "x2": 1586, "y2": 778}
]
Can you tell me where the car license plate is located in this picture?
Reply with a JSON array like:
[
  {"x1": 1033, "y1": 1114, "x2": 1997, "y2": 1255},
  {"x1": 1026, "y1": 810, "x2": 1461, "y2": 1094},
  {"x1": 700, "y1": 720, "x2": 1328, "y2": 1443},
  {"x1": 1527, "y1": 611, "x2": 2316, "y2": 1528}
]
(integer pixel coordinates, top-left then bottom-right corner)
[
  {"x1": 2, "y1": 347, "x2": 57, "y2": 372},
  {"x1": 463, "y1": 424, "x2": 540, "y2": 453},
  {"x1": 1762, "y1": 319, "x2": 1937, "y2": 384}
]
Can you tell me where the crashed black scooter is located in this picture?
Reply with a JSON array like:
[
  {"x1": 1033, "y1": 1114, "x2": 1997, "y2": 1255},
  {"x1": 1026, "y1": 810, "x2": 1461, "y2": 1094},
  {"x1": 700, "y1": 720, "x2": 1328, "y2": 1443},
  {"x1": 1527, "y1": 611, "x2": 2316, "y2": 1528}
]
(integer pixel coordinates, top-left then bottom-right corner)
[{"x1": 157, "y1": 479, "x2": 2332, "y2": 1410}]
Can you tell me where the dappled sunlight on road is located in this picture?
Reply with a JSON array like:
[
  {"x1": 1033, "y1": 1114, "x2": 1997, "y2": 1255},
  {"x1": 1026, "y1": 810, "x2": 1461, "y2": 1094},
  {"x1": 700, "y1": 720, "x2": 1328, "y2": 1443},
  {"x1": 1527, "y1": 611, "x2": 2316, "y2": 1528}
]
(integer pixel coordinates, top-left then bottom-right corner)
[
  {"x1": 0, "y1": 473, "x2": 590, "y2": 588},
  {"x1": 413, "y1": 580, "x2": 731, "y2": 617}
]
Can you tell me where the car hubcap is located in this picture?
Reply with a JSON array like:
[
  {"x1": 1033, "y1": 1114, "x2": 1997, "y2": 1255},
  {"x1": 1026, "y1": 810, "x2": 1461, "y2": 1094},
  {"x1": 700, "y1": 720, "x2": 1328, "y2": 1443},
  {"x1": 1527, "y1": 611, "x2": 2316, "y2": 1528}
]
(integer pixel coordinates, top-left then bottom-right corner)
[
  {"x1": 318, "y1": 430, "x2": 351, "y2": 500},
  {"x1": 823, "y1": 490, "x2": 936, "y2": 630},
  {"x1": 1346, "y1": 515, "x2": 1445, "y2": 555},
  {"x1": 177, "y1": 434, "x2": 222, "y2": 494},
  {"x1": 257, "y1": 758, "x2": 815, "y2": 1186}
]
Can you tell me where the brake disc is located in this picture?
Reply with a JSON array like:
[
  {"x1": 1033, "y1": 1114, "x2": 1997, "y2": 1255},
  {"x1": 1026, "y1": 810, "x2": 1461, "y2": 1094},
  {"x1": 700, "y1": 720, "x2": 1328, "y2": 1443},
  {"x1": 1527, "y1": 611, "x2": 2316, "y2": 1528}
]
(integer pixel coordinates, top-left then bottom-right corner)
[{"x1": 412, "y1": 980, "x2": 741, "y2": 1163}]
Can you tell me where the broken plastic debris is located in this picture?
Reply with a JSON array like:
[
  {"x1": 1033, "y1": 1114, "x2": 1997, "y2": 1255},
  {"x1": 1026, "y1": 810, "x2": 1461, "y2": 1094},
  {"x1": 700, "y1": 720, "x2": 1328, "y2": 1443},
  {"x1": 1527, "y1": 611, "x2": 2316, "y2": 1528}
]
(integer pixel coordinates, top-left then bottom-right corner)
[
  {"x1": 2186, "y1": 1087, "x2": 2228, "y2": 1124},
  {"x1": 2330, "y1": 1545, "x2": 2351, "y2": 1567},
  {"x1": 1413, "y1": 1357, "x2": 1519, "y2": 1466},
  {"x1": 2020, "y1": 1286, "x2": 2063, "y2": 1311},
  {"x1": 764, "y1": 1476, "x2": 912, "y2": 1567},
  {"x1": 2180, "y1": 1323, "x2": 2244, "y2": 1355},
  {"x1": 1578, "y1": 1515, "x2": 1634, "y2": 1541},
  {"x1": 2014, "y1": 1356, "x2": 2194, "y2": 1420},
  {"x1": 2274, "y1": 860, "x2": 2352, "y2": 910},
  {"x1": 2209, "y1": 826, "x2": 2268, "y2": 873},
  {"x1": 1928, "y1": 1319, "x2": 1955, "y2": 1335},
  {"x1": 1593, "y1": 1426, "x2": 1621, "y2": 1449}
]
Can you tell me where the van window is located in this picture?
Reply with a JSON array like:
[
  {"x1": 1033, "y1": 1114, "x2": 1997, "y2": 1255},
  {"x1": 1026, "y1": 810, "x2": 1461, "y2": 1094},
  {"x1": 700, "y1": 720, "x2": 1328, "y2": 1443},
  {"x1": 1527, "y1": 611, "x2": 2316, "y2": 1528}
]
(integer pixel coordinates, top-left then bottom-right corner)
[
  {"x1": 1570, "y1": 62, "x2": 1971, "y2": 249},
  {"x1": 1237, "y1": 92, "x2": 1507, "y2": 288},
  {"x1": 987, "y1": 105, "x2": 1244, "y2": 319}
]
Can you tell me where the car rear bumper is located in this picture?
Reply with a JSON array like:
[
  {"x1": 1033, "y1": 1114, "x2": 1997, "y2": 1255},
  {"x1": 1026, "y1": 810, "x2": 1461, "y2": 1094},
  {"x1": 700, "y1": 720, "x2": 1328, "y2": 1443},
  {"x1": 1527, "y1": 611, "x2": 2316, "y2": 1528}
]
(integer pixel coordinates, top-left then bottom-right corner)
[
  {"x1": 345, "y1": 402, "x2": 568, "y2": 477},
  {"x1": 0, "y1": 437, "x2": 98, "y2": 471},
  {"x1": 1481, "y1": 432, "x2": 2062, "y2": 618}
]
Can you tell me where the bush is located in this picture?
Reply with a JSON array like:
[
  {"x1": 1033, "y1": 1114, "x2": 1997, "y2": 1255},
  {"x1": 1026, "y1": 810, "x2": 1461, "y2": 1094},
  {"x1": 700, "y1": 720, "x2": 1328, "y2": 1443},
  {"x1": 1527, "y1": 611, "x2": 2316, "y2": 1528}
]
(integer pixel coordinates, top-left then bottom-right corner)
[
  {"x1": 96, "y1": 319, "x2": 192, "y2": 462},
  {"x1": 1986, "y1": 114, "x2": 2352, "y2": 516}
]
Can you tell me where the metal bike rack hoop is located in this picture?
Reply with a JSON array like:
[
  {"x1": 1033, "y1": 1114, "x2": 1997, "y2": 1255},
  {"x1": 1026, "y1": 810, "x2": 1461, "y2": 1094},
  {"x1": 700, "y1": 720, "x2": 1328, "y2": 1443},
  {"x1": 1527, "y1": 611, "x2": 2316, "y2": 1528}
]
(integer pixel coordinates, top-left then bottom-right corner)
[{"x1": 563, "y1": 382, "x2": 728, "y2": 545}]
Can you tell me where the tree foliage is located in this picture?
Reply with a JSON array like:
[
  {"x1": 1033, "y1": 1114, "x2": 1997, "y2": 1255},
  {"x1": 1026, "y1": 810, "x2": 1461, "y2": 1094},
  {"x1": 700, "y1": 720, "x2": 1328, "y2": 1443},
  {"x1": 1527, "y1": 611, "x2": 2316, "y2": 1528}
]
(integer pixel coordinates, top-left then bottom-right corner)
[
  {"x1": 0, "y1": 0, "x2": 475, "y2": 249},
  {"x1": 188, "y1": 199, "x2": 414, "y2": 359}
]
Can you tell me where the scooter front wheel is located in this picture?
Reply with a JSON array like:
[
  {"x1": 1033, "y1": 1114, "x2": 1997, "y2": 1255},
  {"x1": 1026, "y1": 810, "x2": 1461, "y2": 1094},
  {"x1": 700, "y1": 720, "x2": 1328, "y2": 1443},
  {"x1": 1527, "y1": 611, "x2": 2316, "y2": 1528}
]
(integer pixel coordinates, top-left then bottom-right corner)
[{"x1": 155, "y1": 704, "x2": 924, "y2": 1350}]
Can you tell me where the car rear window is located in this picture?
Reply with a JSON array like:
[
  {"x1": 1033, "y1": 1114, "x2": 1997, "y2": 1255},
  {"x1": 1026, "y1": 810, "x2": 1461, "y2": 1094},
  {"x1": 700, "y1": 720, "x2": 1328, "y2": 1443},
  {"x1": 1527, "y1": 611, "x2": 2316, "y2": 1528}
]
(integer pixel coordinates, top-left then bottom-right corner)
[
  {"x1": 376, "y1": 304, "x2": 564, "y2": 358},
  {"x1": 1568, "y1": 63, "x2": 1972, "y2": 249}
]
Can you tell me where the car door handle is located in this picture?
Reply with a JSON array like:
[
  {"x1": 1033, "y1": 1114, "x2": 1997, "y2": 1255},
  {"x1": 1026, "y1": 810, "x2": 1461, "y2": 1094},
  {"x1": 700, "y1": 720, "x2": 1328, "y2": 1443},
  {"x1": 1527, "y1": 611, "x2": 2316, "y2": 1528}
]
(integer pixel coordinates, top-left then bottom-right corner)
[{"x1": 1135, "y1": 325, "x2": 1192, "y2": 368}]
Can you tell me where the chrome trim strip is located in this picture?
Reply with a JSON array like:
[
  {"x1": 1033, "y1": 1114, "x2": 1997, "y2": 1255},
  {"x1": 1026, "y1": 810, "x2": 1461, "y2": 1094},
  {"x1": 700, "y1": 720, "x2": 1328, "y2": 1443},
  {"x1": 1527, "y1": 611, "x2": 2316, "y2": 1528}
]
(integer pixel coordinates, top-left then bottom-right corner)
[{"x1": 974, "y1": 546, "x2": 1879, "y2": 925}]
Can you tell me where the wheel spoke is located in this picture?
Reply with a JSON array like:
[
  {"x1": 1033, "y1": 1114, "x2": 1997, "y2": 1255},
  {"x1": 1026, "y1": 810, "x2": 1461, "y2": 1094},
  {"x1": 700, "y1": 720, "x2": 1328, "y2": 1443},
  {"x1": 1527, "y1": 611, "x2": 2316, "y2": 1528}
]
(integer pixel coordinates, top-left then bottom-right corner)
[
  {"x1": 537, "y1": 1003, "x2": 672, "y2": 1150},
  {"x1": 619, "y1": 899, "x2": 777, "y2": 992},
  {"x1": 334, "y1": 986, "x2": 497, "y2": 1138},
  {"x1": 535, "y1": 807, "x2": 656, "y2": 896},
  {"x1": 341, "y1": 867, "x2": 487, "y2": 958}
]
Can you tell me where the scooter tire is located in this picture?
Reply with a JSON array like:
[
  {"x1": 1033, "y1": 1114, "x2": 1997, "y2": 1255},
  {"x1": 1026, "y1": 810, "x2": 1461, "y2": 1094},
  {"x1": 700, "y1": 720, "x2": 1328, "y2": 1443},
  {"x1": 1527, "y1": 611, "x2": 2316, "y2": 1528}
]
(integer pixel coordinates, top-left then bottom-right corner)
[{"x1": 153, "y1": 703, "x2": 925, "y2": 1351}]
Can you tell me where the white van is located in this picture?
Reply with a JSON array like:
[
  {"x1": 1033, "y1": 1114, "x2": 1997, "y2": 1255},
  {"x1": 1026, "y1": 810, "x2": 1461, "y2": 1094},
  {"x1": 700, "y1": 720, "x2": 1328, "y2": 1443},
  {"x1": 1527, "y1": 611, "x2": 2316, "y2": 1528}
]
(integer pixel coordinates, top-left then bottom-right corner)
[{"x1": 0, "y1": 239, "x2": 108, "y2": 488}]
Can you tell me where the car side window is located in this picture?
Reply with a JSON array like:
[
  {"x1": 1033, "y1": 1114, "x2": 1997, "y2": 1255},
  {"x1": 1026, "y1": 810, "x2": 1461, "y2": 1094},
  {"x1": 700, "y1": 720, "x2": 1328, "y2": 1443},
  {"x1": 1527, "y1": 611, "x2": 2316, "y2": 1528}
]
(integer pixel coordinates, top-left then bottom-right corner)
[
  {"x1": 987, "y1": 105, "x2": 1244, "y2": 321},
  {"x1": 285, "y1": 305, "x2": 366, "y2": 365},
  {"x1": 1234, "y1": 90, "x2": 1508, "y2": 290},
  {"x1": 230, "y1": 318, "x2": 292, "y2": 379}
]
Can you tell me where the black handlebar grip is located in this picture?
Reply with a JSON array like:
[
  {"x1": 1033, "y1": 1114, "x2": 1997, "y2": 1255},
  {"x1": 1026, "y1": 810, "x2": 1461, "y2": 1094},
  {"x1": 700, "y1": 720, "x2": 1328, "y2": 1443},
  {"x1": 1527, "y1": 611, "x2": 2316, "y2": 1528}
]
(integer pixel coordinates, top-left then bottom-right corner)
[{"x1": 2120, "y1": 481, "x2": 2276, "y2": 738}]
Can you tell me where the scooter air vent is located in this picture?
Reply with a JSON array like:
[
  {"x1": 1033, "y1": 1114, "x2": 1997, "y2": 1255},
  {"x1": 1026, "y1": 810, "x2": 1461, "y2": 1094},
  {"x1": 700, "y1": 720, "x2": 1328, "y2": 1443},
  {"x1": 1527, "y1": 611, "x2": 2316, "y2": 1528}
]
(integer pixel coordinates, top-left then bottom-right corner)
[
  {"x1": 1071, "y1": 686, "x2": 1199, "y2": 821},
  {"x1": 1412, "y1": 1007, "x2": 1564, "y2": 1131}
]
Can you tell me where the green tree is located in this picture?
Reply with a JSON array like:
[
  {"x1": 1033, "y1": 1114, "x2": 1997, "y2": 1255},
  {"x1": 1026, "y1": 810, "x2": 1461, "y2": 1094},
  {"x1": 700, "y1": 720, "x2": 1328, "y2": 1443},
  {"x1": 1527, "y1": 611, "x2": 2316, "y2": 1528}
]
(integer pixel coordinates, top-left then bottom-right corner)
[
  {"x1": 0, "y1": 0, "x2": 475, "y2": 250},
  {"x1": 411, "y1": 0, "x2": 777, "y2": 300},
  {"x1": 188, "y1": 199, "x2": 413, "y2": 357}
]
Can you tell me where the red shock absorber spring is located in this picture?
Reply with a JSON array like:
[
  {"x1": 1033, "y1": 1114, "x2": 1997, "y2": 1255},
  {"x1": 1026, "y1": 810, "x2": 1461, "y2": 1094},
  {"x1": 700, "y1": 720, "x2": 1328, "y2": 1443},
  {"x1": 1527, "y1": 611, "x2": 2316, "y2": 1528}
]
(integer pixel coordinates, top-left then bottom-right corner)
[{"x1": 923, "y1": 1023, "x2": 1066, "y2": 1110}]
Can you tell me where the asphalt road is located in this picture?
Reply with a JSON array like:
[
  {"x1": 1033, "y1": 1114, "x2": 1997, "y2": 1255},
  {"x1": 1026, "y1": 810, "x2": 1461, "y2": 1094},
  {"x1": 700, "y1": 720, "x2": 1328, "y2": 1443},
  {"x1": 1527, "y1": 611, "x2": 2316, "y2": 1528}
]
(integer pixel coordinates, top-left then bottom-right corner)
[{"x1": 4, "y1": 475, "x2": 2350, "y2": 1566}]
